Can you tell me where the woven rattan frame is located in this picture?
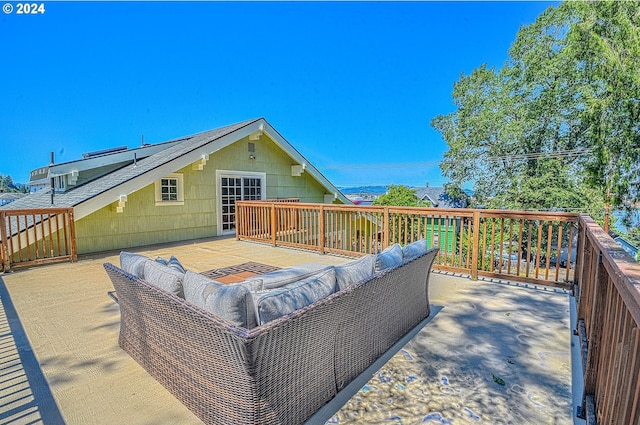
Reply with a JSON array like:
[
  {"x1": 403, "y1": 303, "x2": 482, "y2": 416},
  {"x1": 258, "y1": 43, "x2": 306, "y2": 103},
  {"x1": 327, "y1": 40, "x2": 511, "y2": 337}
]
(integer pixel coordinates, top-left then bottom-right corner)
[{"x1": 104, "y1": 248, "x2": 438, "y2": 424}]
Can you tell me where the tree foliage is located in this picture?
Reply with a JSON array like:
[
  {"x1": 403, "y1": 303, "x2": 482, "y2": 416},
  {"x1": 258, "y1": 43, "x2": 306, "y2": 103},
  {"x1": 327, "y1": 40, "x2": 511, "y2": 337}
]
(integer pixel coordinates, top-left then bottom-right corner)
[
  {"x1": 0, "y1": 174, "x2": 28, "y2": 193},
  {"x1": 432, "y1": 1, "x2": 640, "y2": 219},
  {"x1": 373, "y1": 185, "x2": 427, "y2": 207}
]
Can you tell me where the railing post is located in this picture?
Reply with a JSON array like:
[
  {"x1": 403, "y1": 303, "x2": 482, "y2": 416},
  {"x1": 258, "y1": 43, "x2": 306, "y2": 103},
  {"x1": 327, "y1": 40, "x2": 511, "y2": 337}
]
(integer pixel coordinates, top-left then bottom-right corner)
[
  {"x1": 470, "y1": 210, "x2": 480, "y2": 280},
  {"x1": 236, "y1": 203, "x2": 242, "y2": 241},
  {"x1": 270, "y1": 203, "x2": 277, "y2": 247},
  {"x1": 574, "y1": 217, "x2": 586, "y2": 292},
  {"x1": 68, "y1": 209, "x2": 77, "y2": 262},
  {"x1": 383, "y1": 207, "x2": 390, "y2": 250},
  {"x1": 0, "y1": 211, "x2": 10, "y2": 272},
  {"x1": 319, "y1": 205, "x2": 325, "y2": 254},
  {"x1": 581, "y1": 251, "x2": 607, "y2": 414}
]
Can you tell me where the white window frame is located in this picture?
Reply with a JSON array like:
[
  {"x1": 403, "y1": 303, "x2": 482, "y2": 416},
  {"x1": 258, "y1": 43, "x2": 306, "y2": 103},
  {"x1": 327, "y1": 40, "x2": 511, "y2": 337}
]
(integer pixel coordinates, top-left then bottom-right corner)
[
  {"x1": 155, "y1": 173, "x2": 184, "y2": 206},
  {"x1": 216, "y1": 170, "x2": 266, "y2": 235}
]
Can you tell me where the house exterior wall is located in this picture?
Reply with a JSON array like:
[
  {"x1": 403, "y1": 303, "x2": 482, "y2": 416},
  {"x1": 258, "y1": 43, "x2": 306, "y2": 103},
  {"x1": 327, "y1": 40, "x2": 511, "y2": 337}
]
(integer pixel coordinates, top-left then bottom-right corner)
[{"x1": 74, "y1": 135, "x2": 330, "y2": 254}]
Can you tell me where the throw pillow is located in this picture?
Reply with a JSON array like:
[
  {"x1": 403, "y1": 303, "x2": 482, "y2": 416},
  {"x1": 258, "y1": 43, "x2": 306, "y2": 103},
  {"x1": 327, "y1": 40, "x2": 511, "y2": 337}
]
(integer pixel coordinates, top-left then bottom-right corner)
[
  {"x1": 183, "y1": 271, "x2": 257, "y2": 329},
  {"x1": 120, "y1": 252, "x2": 149, "y2": 278},
  {"x1": 168, "y1": 256, "x2": 186, "y2": 274},
  {"x1": 334, "y1": 255, "x2": 375, "y2": 291},
  {"x1": 143, "y1": 260, "x2": 185, "y2": 298},
  {"x1": 374, "y1": 243, "x2": 403, "y2": 273},
  {"x1": 402, "y1": 239, "x2": 428, "y2": 262}
]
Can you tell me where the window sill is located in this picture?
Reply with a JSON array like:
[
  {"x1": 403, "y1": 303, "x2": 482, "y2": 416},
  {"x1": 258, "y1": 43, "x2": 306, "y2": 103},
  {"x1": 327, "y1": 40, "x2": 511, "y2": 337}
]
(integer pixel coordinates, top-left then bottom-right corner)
[{"x1": 155, "y1": 201, "x2": 185, "y2": 206}]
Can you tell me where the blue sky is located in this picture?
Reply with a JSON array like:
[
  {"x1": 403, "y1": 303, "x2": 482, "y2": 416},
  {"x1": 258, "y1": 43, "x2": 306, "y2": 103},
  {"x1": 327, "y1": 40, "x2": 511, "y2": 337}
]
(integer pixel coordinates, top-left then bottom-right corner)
[{"x1": 1, "y1": 1, "x2": 557, "y2": 188}]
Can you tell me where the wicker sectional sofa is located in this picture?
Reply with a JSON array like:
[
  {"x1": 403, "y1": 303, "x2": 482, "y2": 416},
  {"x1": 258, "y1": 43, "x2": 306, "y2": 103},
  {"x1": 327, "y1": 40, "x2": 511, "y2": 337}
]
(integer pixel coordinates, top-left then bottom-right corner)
[{"x1": 104, "y1": 242, "x2": 439, "y2": 425}]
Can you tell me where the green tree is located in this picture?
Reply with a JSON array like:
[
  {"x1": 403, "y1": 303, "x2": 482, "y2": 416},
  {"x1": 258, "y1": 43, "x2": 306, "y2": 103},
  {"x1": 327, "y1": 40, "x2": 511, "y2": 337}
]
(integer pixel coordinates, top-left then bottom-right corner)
[
  {"x1": 432, "y1": 1, "x2": 640, "y2": 230},
  {"x1": 373, "y1": 185, "x2": 427, "y2": 207},
  {"x1": 0, "y1": 174, "x2": 29, "y2": 193}
]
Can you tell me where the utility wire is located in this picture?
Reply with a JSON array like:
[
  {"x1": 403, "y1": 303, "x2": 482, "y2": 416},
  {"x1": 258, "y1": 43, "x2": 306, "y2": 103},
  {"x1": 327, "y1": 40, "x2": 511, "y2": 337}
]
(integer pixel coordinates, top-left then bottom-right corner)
[
  {"x1": 318, "y1": 149, "x2": 592, "y2": 170},
  {"x1": 487, "y1": 148, "x2": 593, "y2": 162}
]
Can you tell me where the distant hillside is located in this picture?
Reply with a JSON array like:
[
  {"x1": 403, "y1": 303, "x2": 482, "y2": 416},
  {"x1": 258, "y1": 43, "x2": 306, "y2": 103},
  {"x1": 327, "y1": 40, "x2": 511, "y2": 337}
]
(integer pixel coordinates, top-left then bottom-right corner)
[
  {"x1": 339, "y1": 185, "x2": 474, "y2": 196},
  {"x1": 338, "y1": 186, "x2": 388, "y2": 195}
]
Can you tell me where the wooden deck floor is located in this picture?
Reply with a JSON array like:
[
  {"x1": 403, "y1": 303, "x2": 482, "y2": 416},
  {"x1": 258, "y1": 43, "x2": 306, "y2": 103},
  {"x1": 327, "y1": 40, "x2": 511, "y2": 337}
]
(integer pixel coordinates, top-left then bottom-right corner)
[{"x1": 0, "y1": 237, "x2": 583, "y2": 424}]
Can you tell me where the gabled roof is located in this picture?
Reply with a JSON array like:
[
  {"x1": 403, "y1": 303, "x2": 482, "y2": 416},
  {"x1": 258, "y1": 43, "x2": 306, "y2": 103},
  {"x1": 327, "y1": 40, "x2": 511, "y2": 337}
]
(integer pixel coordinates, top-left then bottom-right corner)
[
  {"x1": 413, "y1": 186, "x2": 468, "y2": 209},
  {"x1": 3, "y1": 118, "x2": 350, "y2": 218}
]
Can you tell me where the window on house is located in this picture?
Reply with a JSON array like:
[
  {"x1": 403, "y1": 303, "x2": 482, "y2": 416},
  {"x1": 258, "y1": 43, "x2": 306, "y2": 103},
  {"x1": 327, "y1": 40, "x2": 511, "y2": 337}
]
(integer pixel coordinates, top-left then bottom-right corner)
[
  {"x1": 161, "y1": 178, "x2": 178, "y2": 201},
  {"x1": 53, "y1": 176, "x2": 66, "y2": 192},
  {"x1": 155, "y1": 173, "x2": 184, "y2": 205}
]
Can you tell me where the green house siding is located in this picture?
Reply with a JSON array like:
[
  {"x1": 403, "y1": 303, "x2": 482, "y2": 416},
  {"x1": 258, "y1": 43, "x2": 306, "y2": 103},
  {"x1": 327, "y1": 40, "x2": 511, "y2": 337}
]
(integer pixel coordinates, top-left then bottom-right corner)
[{"x1": 74, "y1": 134, "x2": 331, "y2": 254}]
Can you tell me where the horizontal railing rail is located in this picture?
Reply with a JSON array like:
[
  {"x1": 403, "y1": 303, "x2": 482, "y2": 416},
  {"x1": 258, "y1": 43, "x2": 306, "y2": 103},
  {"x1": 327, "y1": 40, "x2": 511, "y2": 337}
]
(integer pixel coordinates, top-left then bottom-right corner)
[
  {"x1": 0, "y1": 207, "x2": 77, "y2": 272},
  {"x1": 575, "y1": 215, "x2": 640, "y2": 425},
  {"x1": 236, "y1": 201, "x2": 579, "y2": 287}
]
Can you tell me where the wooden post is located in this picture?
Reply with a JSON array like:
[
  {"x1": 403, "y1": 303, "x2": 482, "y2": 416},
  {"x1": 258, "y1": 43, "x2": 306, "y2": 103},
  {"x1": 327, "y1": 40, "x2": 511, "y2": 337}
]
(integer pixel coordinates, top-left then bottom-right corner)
[
  {"x1": 68, "y1": 209, "x2": 78, "y2": 262},
  {"x1": 383, "y1": 207, "x2": 390, "y2": 250},
  {"x1": 574, "y1": 217, "x2": 586, "y2": 290},
  {"x1": 270, "y1": 203, "x2": 277, "y2": 247},
  {"x1": 319, "y1": 205, "x2": 325, "y2": 254},
  {"x1": 582, "y1": 254, "x2": 608, "y2": 402},
  {"x1": 0, "y1": 211, "x2": 10, "y2": 272},
  {"x1": 471, "y1": 210, "x2": 480, "y2": 280}
]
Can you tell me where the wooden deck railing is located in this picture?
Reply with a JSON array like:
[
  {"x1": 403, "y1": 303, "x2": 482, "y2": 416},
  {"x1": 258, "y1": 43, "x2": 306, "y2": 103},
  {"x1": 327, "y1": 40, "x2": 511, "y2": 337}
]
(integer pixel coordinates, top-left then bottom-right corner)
[
  {"x1": 236, "y1": 201, "x2": 579, "y2": 287},
  {"x1": 237, "y1": 201, "x2": 640, "y2": 423},
  {"x1": 574, "y1": 215, "x2": 640, "y2": 425},
  {"x1": 0, "y1": 208, "x2": 77, "y2": 272}
]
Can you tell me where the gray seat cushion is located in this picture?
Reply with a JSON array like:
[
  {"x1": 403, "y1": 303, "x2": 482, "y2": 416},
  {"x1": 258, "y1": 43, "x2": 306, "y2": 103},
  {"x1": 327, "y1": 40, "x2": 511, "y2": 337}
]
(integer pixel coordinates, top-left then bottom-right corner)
[
  {"x1": 335, "y1": 255, "x2": 375, "y2": 291},
  {"x1": 143, "y1": 260, "x2": 185, "y2": 298},
  {"x1": 374, "y1": 243, "x2": 403, "y2": 273},
  {"x1": 402, "y1": 239, "x2": 428, "y2": 262},
  {"x1": 183, "y1": 271, "x2": 257, "y2": 329},
  {"x1": 120, "y1": 252, "x2": 150, "y2": 278},
  {"x1": 256, "y1": 267, "x2": 337, "y2": 325},
  {"x1": 244, "y1": 263, "x2": 330, "y2": 291}
]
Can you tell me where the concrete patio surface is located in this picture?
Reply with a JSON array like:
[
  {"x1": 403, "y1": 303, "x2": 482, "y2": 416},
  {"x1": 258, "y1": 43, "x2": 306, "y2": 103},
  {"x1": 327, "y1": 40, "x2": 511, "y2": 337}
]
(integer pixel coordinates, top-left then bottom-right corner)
[{"x1": 0, "y1": 237, "x2": 582, "y2": 424}]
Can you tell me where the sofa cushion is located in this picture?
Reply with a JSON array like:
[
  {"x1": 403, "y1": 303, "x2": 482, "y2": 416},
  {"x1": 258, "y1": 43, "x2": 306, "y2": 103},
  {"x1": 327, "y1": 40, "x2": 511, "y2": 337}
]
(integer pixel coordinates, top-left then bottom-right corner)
[
  {"x1": 256, "y1": 267, "x2": 336, "y2": 325},
  {"x1": 244, "y1": 263, "x2": 330, "y2": 291},
  {"x1": 374, "y1": 243, "x2": 403, "y2": 273},
  {"x1": 143, "y1": 260, "x2": 185, "y2": 298},
  {"x1": 120, "y1": 252, "x2": 149, "y2": 278},
  {"x1": 183, "y1": 271, "x2": 257, "y2": 329},
  {"x1": 335, "y1": 255, "x2": 375, "y2": 291},
  {"x1": 402, "y1": 239, "x2": 428, "y2": 262}
]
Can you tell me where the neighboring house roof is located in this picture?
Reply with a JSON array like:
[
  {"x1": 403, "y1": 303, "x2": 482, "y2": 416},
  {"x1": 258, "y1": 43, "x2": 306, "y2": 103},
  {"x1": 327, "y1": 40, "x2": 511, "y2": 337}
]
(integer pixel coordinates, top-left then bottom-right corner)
[
  {"x1": 29, "y1": 139, "x2": 182, "y2": 183},
  {"x1": 2, "y1": 118, "x2": 350, "y2": 219},
  {"x1": 413, "y1": 186, "x2": 468, "y2": 209},
  {"x1": 0, "y1": 193, "x2": 25, "y2": 204},
  {"x1": 611, "y1": 233, "x2": 639, "y2": 260}
]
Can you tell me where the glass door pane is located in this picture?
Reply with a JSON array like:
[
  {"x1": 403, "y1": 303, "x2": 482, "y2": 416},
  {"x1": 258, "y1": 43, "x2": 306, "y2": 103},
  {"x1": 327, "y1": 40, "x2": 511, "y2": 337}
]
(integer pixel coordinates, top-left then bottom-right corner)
[{"x1": 220, "y1": 175, "x2": 263, "y2": 233}]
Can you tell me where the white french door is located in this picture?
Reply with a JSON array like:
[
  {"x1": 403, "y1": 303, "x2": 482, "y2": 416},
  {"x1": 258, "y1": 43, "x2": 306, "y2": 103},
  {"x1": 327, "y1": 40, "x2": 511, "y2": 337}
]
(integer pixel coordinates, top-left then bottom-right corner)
[{"x1": 217, "y1": 171, "x2": 265, "y2": 235}]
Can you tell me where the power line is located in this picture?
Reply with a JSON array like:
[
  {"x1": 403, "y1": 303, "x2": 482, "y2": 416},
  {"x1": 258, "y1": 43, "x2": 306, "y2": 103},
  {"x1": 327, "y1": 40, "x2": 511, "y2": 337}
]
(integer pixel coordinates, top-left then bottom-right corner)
[
  {"x1": 318, "y1": 149, "x2": 593, "y2": 170},
  {"x1": 488, "y1": 148, "x2": 593, "y2": 162}
]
